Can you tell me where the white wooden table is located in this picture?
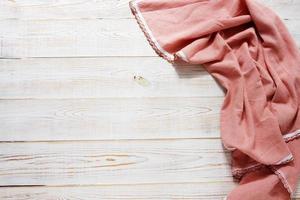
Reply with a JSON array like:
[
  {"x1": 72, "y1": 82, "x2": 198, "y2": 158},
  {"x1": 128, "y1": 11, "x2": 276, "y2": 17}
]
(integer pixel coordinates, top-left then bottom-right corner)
[{"x1": 0, "y1": 0, "x2": 299, "y2": 199}]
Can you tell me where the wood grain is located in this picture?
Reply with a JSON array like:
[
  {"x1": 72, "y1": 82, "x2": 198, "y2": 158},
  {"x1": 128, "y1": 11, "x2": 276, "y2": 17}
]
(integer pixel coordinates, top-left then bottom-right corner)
[
  {"x1": 0, "y1": 97, "x2": 221, "y2": 141},
  {"x1": 0, "y1": 0, "x2": 298, "y2": 20},
  {"x1": 0, "y1": 18, "x2": 299, "y2": 58},
  {"x1": 1, "y1": 185, "x2": 300, "y2": 200},
  {"x1": 1, "y1": 139, "x2": 300, "y2": 198},
  {"x1": 0, "y1": 183, "x2": 234, "y2": 200},
  {"x1": 1, "y1": 184, "x2": 300, "y2": 200},
  {"x1": 0, "y1": 139, "x2": 231, "y2": 186},
  {"x1": 0, "y1": 57, "x2": 224, "y2": 99}
]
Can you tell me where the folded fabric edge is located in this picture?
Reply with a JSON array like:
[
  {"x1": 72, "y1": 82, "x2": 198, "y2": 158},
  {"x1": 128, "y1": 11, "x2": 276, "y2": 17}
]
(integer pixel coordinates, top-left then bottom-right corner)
[
  {"x1": 283, "y1": 129, "x2": 300, "y2": 143},
  {"x1": 224, "y1": 167, "x2": 293, "y2": 200},
  {"x1": 129, "y1": 0, "x2": 189, "y2": 64},
  {"x1": 231, "y1": 162, "x2": 294, "y2": 198},
  {"x1": 231, "y1": 129, "x2": 300, "y2": 198},
  {"x1": 269, "y1": 166, "x2": 294, "y2": 199},
  {"x1": 232, "y1": 128, "x2": 300, "y2": 179}
]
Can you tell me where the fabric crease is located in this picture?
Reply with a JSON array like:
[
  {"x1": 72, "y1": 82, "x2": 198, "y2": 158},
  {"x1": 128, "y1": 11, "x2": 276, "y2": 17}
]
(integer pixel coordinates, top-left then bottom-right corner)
[{"x1": 129, "y1": 0, "x2": 300, "y2": 199}]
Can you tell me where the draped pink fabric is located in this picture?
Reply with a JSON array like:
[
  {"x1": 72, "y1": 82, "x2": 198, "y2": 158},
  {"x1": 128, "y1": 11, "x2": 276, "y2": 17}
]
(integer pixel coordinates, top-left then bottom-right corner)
[{"x1": 129, "y1": 0, "x2": 300, "y2": 199}]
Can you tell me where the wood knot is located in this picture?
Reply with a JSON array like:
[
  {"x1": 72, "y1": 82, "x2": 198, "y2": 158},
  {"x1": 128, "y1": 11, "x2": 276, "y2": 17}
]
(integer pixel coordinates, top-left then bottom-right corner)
[{"x1": 133, "y1": 75, "x2": 150, "y2": 87}]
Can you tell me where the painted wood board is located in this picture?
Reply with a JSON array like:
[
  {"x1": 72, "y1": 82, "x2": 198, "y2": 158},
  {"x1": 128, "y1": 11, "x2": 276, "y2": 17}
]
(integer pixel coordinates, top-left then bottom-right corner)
[
  {"x1": 0, "y1": 57, "x2": 224, "y2": 99},
  {"x1": 0, "y1": 0, "x2": 298, "y2": 20},
  {"x1": 0, "y1": 139, "x2": 231, "y2": 186},
  {"x1": 0, "y1": 97, "x2": 221, "y2": 141},
  {"x1": 0, "y1": 19, "x2": 299, "y2": 58}
]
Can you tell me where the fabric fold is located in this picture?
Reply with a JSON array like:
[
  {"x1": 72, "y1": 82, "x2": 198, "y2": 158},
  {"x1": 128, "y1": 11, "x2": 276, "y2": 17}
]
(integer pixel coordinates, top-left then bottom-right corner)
[{"x1": 129, "y1": 0, "x2": 300, "y2": 199}]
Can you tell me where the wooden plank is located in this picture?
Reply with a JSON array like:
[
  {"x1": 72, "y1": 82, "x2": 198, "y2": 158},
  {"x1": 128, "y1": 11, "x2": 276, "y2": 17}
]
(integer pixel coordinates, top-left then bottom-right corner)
[
  {"x1": 263, "y1": 0, "x2": 300, "y2": 20},
  {"x1": 0, "y1": 18, "x2": 299, "y2": 58},
  {"x1": 0, "y1": 183, "x2": 235, "y2": 200},
  {"x1": 0, "y1": 19, "x2": 154, "y2": 58},
  {"x1": 0, "y1": 0, "x2": 298, "y2": 20},
  {"x1": 2, "y1": 184, "x2": 300, "y2": 200},
  {"x1": 0, "y1": 0, "x2": 134, "y2": 20},
  {"x1": 0, "y1": 57, "x2": 224, "y2": 99},
  {"x1": 0, "y1": 97, "x2": 221, "y2": 141},
  {"x1": 0, "y1": 139, "x2": 232, "y2": 186}
]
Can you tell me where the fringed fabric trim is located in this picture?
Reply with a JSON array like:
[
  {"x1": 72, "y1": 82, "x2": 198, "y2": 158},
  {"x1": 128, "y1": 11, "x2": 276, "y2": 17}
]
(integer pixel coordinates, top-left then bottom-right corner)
[{"x1": 129, "y1": 0, "x2": 175, "y2": 63}]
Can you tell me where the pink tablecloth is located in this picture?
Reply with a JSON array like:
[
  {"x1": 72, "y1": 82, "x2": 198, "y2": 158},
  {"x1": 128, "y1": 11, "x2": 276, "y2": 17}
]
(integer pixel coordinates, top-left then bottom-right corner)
[{"x1": 129, "y1": 0, "x2": 300, "y2": 199}]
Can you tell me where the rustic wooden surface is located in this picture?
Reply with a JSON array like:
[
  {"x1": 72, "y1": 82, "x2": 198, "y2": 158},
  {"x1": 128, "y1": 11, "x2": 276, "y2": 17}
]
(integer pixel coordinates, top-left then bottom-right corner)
[{"x1": 0, "y1": 0, "x2": 299, "y2": 199}]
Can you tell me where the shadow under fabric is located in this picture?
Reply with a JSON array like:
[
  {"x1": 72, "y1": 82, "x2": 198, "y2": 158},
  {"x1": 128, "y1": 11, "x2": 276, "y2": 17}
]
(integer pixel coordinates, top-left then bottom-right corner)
[{"x1": 129, "y1": 0, "x2": 300, "y2": 199}]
